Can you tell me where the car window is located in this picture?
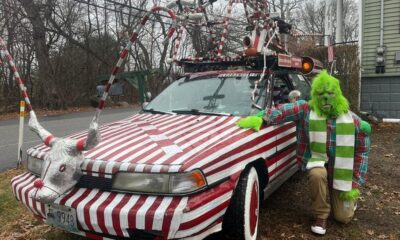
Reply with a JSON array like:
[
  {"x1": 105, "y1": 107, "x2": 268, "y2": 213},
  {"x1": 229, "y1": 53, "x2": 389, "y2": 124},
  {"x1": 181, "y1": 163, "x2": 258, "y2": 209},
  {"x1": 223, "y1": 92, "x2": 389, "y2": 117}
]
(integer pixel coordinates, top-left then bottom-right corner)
[
  {"x1": 288, "y1": 74, "x2": 311, "y2": 101},
  {"x1": 272, "y1": 76, "x2": 290, "y2": 105}
]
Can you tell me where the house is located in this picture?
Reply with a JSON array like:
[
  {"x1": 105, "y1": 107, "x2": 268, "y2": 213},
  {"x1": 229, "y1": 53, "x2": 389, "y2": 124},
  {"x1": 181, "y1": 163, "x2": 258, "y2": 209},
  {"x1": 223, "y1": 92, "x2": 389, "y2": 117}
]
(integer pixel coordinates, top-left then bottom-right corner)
[{"x1": 360, "y1": 0, "x2": 400, "y2": 119}]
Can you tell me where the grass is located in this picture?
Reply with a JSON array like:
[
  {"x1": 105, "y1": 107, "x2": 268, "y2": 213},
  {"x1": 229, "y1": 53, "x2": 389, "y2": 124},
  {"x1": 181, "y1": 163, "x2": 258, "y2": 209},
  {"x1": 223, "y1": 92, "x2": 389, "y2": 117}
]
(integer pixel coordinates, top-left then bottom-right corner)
[{"x1": 0, "y1": 168, "x2": 84, "y2": 240}]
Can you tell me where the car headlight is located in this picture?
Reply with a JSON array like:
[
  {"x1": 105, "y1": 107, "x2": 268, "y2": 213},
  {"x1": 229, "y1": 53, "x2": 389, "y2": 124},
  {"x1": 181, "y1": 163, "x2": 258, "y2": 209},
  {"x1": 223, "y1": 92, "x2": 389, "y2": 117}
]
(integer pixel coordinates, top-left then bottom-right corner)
[
  {"x1": 27, "y1": 156, "x2": 43, "y2": 176},
  {"x1": 112, "y1": 169, "x2": 207, "y2": 195}
]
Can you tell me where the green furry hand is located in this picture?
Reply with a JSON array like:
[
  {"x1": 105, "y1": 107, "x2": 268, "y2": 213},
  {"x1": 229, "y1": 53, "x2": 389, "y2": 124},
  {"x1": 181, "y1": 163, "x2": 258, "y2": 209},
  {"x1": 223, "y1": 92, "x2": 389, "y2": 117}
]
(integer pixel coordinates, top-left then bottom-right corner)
[
  {"x1": 339, "y1": 189, "x2": 361, "y2": 201},
  {"x1": 237, "y1": 116, "x2": 263, "y2": 132},
  {"x1": 360, "y1": 120, "x2": 371, "y2": 135}
]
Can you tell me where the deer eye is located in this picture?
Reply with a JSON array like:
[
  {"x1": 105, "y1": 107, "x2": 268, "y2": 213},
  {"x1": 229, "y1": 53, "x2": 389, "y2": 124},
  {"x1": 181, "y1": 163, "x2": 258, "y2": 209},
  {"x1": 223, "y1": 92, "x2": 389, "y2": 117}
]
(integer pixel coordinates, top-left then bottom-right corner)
[{"x1": 59, "y1": 164, "x2": 66, "y2": 172}]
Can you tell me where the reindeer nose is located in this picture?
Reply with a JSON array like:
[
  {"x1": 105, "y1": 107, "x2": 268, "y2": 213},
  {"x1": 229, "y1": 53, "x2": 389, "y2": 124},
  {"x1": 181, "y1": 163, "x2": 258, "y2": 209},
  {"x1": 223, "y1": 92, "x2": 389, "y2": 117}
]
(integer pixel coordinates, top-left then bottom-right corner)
[{"x1": 34, "y1": 179, "x2": 44, "y2": 189}]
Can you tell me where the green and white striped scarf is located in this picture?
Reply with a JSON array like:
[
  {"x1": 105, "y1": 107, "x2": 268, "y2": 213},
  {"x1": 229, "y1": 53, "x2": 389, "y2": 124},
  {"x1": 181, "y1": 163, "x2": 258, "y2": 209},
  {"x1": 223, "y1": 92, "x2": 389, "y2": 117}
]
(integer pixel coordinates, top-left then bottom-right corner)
[{"x1": 307, "y1": 110, "x2": 355, "y2": 191}]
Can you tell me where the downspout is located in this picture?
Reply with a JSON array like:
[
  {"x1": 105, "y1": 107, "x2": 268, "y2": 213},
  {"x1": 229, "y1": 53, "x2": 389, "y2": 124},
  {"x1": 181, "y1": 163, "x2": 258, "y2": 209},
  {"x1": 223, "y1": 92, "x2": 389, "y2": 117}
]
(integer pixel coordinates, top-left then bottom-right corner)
[
  {"x1": 358, "y1": 0, "x2": 362, "y2": 111},
  {"x1": 380, "y1": 0, "x2": 384, "y2": 47}
]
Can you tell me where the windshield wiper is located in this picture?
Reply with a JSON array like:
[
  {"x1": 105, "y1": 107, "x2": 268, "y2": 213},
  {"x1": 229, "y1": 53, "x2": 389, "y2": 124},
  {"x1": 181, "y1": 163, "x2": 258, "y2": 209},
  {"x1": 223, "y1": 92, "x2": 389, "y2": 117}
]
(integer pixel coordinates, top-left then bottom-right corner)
[
  {"x1": 142, "y1": 108, "x2": 175, "y2": 115},
  {"x1": 171, "y1": 109, "x2": 232, "y2": 116}
]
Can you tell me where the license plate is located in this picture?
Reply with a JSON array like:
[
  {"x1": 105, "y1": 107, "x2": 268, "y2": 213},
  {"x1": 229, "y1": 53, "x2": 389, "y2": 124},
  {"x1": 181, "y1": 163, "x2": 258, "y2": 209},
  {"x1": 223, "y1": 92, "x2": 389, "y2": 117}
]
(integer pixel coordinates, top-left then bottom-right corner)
[{"x1": 46, "y1": 204, "x2": 79, "y2": 233}]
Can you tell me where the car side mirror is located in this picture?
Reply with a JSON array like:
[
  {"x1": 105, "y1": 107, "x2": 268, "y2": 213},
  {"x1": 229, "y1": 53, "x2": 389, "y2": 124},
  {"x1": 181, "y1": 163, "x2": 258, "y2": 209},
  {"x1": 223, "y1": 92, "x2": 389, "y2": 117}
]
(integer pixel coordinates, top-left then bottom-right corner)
[
  {"x1": 288, "y1": 90, "x2": 301, "y2": 103},
  {"x1": 145, "y1": 91, "x2": 152, "y2": 101}
]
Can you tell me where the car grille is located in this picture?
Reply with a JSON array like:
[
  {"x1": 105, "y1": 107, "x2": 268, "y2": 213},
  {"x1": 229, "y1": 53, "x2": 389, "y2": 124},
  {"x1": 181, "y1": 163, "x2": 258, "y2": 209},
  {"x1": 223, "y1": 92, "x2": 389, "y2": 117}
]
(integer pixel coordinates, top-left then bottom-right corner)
[{"x1": 76, "y1": 175, "x2": 112, "y2": 191}]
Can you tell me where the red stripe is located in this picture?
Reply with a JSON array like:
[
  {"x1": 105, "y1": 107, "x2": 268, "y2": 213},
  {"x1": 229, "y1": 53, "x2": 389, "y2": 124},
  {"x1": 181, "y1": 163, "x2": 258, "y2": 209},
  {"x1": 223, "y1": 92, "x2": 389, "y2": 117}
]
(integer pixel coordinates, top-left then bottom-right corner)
[
  {"x1": 85, "y1": 232, "x2": 103, "y2": 240},
  {"x1": 96, "y1": 192, "x2": 117, "y2": 235},
  {"x1": 17, "y1": 175, "x2": 34, "y2": 202},
  {"x1": 270, "y1": 159, "x2": 297, "y2": 181},
  {"x1": 127, "y1": 195, "x2": 148, "y2": 229},
  {"x1": 151, "y1": 6, "x2": 161, "y2": 12},
  {"x1": 83, "y1": 191, "x2": 104, "y2": 231},
  {"x1": 76, "y1": 138, "x2": 85, "y2": 151},
  {"x1": 253, "y1": 35, "x2": 260, "y2": 49},
  {"x1": 15, "y1": 77, "x2": 23, "y2": 85},
  {"x1": 145, "y1": 197, "x2": 163, "y2": 230},
  {"x1": 167, "y1": 10, "x2": 176, "y2": 19},
  {"x1": 71, "y1": 189, "x2": 92, "y2": 209},
  {"x1": 141, "y1": 15, "x2": 149, "y2": 25},
  {"x1": 59, "y1": 188, "x2": 80, "y2": 205},
  {"x1": 179, "y1": 199, "x2": 229, "y2": 230},
  {"x1": 11, "y1": 65, "x2": 17, "y2": 73},
  {"x1": 185, "y1": 180, "x2": 234, "y2": 211},
  {"x1": 167, "y1": 28, "x2": 175, "y2": 38},
  {"x1": 44, "y1": 135, "x2": 54, "y2": 146},
  {"x1": 111, "y1": 195, "x2": 132, "y2": 236},
  {"x1": 98, "y1": 100, "x2": 105, "y2": 109},
  {"x1": 22, "y1": 90, "x2": 28, "y2": 98},
  {"x1": 111, "y1": 67, "x2": 119, "y2": 76},
  {"x1": 119, "y1": 49, "x2": 129, "y2": 59},
  {"x1": 105, "y1": 83, "x2": 112, "y2": 92},
  {"x1": 161, "y1": 197, "x2": 182, "y2": 238},
  {"x1": 130, "y1": 32, "x2": 139, "y2": 42}
]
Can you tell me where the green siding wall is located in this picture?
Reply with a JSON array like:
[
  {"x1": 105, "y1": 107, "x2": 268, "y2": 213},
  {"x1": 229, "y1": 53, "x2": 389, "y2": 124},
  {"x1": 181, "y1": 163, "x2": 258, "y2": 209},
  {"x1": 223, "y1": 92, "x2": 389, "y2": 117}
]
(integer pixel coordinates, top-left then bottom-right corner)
[{"x1": 362, "y1": 0, "x2": 400, "y2": 77}]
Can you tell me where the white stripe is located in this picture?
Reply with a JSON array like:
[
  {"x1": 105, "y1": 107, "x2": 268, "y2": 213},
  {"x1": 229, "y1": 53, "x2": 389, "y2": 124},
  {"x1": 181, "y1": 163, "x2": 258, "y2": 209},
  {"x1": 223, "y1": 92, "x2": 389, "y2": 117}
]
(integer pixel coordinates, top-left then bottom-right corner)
[
  {"x1": 309, "y1": 131, "x2": 327, "y2": 143},
  {"x1": 336, "y1": 135, "x2": 355, "y2": 146},
  {"x1": 91, "y1": 160, "x2": 103, "y2": 173},
  {"x1": 168, "y1": 197, "x2": 188, "y2": 239},
  {"x1": 333, "y1": 179, "x2": 352, "y2": 191},
  {"x1": 15, "y1": 175, "x2": 35, "y2": 201},
  {"x1": 136, "y1": 196, "x2": 157, "y2": 229},
  {"x1": 334, "y1": 157, "x2": 354, "y2": 170},
  {"x1": 104, "y1": 194, "x2": 124, "y2": 236},
  {"x1": 119, "y1": 196, "x2": 140, "y2": 237},
  {"x1": 152, "y1": 197, "x2": 173, "y2": 230},
  {"x1": 306, "y1": 161, "x2": 325, "y2": 170},
  {"x1": 89, "y1": 192, "x2": 111, "y2": 233},
  {"x1": 310, "y1": 110, "x2": 325, "y2": 120},
  {"x1": 336, "y1": 112, "x2": 354, "y2": 123},
  {"x1": 76, "y1": 189, "x2": 100, "y2": 230}
]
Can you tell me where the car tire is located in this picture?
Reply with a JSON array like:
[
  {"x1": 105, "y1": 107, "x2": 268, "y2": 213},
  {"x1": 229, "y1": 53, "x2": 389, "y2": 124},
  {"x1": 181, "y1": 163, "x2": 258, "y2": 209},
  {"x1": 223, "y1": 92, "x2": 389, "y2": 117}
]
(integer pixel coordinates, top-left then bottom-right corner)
[{"x1": 223, "y1": 166, "x2": 260, "y2": 240}]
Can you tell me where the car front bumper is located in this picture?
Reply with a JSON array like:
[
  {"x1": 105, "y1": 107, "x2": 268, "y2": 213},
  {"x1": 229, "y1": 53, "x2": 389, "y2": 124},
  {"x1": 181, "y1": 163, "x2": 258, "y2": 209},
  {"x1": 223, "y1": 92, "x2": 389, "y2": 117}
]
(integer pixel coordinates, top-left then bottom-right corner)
[{"x1": 11, "y1": 172, "x2": 235, "y2": 240}]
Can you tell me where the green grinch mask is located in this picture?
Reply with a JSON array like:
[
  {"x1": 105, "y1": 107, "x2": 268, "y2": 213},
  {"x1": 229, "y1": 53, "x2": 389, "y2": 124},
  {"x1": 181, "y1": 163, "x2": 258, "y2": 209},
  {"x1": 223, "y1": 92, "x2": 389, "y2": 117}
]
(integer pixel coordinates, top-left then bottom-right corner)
[{"x1": 309, "y1": 70, "x2": 349, "y2": 118}]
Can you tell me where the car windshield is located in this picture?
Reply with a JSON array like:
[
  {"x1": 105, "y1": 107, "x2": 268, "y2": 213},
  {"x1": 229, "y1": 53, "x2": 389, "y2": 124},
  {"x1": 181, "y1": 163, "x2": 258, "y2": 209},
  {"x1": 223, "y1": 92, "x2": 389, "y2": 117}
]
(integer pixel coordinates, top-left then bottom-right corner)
[{"x1": 144, "y1": 74, "x2": 264, "y2": 116}]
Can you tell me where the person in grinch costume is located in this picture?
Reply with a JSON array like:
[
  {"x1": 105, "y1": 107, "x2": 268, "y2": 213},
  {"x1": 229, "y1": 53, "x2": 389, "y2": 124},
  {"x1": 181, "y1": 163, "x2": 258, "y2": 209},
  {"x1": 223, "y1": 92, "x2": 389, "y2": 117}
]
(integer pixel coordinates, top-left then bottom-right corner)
[{"x1": 238, "y1": 70, "x2": 371, "y2": 235}]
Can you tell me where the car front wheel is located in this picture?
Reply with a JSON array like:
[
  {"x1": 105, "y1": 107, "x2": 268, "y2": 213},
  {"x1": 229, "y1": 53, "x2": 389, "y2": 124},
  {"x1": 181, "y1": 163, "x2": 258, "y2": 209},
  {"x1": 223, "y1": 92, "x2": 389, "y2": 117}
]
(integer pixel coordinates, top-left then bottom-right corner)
[{"x1": 223, "y1": 166, "x2": 260, "y2": 240}]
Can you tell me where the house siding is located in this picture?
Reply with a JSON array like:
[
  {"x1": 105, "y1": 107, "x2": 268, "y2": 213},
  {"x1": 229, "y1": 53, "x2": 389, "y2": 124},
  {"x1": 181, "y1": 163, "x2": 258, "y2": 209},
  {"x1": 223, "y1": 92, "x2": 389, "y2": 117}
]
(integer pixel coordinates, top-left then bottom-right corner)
[{"x1": 361, "y1": 0, "x2": 400, "y2": 118}]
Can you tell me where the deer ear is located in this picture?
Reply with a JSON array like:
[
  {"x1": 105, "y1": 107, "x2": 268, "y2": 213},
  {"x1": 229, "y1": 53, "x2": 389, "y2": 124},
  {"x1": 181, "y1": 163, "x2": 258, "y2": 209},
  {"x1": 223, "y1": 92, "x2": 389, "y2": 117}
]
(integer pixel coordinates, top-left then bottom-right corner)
[
  {"x1": 28, "y1": 111, "x2": 55, "y2": 147},
  {"x1": 76, "y1": 120, "x2": 100, "y2": 151}
]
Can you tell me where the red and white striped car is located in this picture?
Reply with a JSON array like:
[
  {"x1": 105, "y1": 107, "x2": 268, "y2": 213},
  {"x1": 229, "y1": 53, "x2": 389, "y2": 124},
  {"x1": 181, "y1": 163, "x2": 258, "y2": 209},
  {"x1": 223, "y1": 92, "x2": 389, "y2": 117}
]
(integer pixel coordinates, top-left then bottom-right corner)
[{"x1": 11, "y1": 56, "x2": 313, "y2": 240}]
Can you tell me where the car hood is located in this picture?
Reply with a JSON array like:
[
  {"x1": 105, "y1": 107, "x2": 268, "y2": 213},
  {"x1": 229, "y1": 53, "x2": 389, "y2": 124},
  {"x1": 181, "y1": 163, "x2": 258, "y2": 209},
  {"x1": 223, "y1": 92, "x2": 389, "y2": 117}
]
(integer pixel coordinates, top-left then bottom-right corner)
[{"x1": 27, "y1": 113, "x2": 260, "y2": 175}]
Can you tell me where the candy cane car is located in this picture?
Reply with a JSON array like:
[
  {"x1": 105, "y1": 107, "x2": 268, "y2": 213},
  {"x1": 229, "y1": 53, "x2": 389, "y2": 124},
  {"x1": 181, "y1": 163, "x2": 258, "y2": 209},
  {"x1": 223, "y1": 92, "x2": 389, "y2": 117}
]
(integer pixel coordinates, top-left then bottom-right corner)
[{"x1": 11, "y1": 55, "x2": 320, "y2": 240}]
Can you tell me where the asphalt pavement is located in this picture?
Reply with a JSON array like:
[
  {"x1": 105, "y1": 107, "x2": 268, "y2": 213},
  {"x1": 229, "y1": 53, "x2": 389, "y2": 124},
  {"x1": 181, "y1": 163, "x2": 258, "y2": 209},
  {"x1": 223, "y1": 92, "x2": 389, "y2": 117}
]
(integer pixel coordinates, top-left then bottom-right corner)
[{"x1": 0, "y1": 107, "x2": 138, "y2": 172}]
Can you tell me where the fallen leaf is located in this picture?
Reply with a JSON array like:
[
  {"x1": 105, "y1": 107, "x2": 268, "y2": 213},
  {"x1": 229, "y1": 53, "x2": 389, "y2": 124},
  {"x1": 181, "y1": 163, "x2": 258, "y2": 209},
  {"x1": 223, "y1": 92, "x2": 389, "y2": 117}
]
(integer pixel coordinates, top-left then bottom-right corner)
[
  {"x1": 367, "y1": 229, "x2": 375, "y2": 235},
  {"x1": 384, "y1": 154, "x2": 393, "y2": 157}
]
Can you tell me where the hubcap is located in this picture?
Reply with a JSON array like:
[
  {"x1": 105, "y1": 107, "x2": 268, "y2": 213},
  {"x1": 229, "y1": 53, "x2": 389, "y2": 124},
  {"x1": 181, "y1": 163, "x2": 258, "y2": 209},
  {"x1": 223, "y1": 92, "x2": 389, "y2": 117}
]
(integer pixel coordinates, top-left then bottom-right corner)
[{"x1": 249, "y1": 180, "x2": 259, "y2": 236}]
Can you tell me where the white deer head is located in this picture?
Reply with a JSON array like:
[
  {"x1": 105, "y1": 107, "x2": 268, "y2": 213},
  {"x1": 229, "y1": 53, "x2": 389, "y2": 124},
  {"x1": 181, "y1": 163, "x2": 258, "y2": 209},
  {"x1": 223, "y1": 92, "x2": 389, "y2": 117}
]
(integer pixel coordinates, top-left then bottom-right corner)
[{"x1": 28, "y1": 111, "x2": 100, "y2": 203}]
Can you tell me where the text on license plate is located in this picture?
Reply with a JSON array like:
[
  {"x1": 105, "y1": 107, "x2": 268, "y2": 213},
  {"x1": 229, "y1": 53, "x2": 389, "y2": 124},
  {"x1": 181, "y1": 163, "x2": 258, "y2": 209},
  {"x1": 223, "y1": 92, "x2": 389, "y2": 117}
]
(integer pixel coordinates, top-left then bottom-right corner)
[{"x1": 46, "y1": 204, "x2": 79, "y2": 233}]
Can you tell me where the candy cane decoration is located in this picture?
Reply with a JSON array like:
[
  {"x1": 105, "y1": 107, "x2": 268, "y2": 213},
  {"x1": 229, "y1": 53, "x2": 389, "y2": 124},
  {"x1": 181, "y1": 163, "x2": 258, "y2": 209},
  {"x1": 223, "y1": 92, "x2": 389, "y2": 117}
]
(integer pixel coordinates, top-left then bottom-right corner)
[
  {"x1": 0, "y1": 38, "x2": 33, "y2": 112},
  {"x1": 216, "y1": 0, "x2": 234, "y2": 59},
  {"x1": 95, "y1": 5, "x2": 177, "y2": 121}
]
